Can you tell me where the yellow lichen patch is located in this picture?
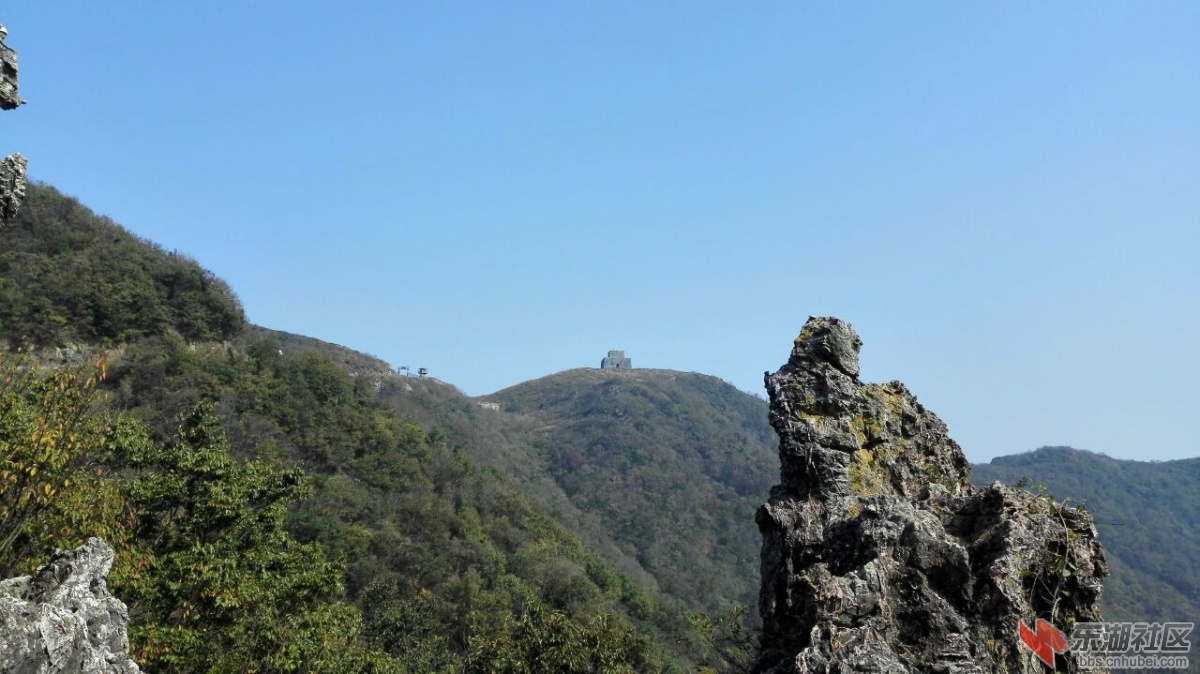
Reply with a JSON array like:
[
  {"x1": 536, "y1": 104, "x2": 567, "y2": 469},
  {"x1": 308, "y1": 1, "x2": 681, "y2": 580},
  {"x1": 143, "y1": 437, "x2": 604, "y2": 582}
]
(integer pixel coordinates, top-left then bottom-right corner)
[
  {"x1": 845, "y1": 502, "x2": 862, "y2": 518},
  {"x1": 848, "y1": 413, "x2": 884, "y2": 447},
  {"x1": 923, "y1": 462, "x2": 959, "y2": 492},
  {"x1": 796, "y1": 407, "x2": 827, "y2": 436},
  {"x1": 879, "y1": 387, "x2": 907, "y2": 419},
  {"x1": 858, "y1": 386, "x2": 908, "y2": 441},
  {"x1": 848, "y1": 416, "x2": 868, "y2": 446},
  {"x1": 864, "y1": 384, "x2": 906, "y2": 420},
  {"x1": 848, "y1": 448, "x2": 888, "y2": 496}
]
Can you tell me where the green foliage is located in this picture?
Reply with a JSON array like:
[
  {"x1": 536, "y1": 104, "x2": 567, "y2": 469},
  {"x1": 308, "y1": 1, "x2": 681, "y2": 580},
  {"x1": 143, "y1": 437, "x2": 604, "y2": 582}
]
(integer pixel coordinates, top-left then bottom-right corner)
[
  {"x1": 682, "y1": 604, "x2": 759, "y2": 674},
  {"x1": 0, "y1": 352, "x2": 400, "y2": 671},
  {"x1": 360, "y1": 580, "x2": 457, "y2": 672},
  {"x1": 0, "y1": 184, "x2": 743, "y2": 670},
  {"x1": 0, "y1": 351, "x2": 134, "y2": 572},
  {"x1": 463, "y1": 604, "x2": 663, "y2": 674},
  {"x1": 0, "y1": 183, "x2": 245, "y2": 347},
  {"x1": 114, "y1": 403, "x2": 348, "y2": 670},
  {"x1": 479, "y1": 368, "x2": 777, "y2": 615},
  {"x1": 101, "y1": 332, "x2": 686, "y2": 670}
]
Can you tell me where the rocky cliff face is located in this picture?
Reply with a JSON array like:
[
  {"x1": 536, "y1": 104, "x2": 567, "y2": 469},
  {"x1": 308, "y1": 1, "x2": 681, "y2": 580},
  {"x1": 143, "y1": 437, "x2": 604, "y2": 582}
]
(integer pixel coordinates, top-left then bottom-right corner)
[
  {"x1": 2, "y1": 21, "x2": 27, "y2": 224},
  {"x1": 0, "y1": 538, "x2": 141, "y2": 674},
  {"x1": 755, "y1": 317, "x2": 1107, "y2": 673}
]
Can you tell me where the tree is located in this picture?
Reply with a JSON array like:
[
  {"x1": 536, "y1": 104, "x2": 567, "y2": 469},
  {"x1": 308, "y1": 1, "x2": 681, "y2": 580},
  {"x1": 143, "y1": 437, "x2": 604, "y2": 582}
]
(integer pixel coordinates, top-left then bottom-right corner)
[
  {"x1": 682, "y1": 604, "x2": 760, "y2": 674},
  {"x1": 115, "y1": 402, "x2": 394, "y2": 673},
  {"x1": 462, "y1": 604, "x2": 664, "y2": 674},
  {"x1": 0, "y1": 350, "x2": 130, "y2": 573}
]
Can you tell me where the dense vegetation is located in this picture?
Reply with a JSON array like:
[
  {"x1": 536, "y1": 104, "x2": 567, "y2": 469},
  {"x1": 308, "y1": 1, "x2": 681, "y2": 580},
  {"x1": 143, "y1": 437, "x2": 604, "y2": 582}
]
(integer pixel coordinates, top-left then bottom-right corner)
[
  {"x1": 480, "y1": 369, "x2": 777, "y2": 615},
  {"x1": 0, "y1": 185, "x2": 729, "y2": 672},
  {"x1": 0, "y1": 353, "x2": 396, "y2": 671},
  {"x1": 0, "y1": 183, "x2": 244, "y2": 347},
  {"x1": 4, "y1": 183, "x2": 1197, "y2": 672}
]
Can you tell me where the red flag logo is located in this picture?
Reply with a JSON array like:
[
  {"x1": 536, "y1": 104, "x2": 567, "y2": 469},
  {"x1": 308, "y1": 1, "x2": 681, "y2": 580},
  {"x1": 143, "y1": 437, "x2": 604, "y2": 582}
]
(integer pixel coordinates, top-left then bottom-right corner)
[{"x1": 1019, "y1": 618, "x2": 1068, "y2": 667}]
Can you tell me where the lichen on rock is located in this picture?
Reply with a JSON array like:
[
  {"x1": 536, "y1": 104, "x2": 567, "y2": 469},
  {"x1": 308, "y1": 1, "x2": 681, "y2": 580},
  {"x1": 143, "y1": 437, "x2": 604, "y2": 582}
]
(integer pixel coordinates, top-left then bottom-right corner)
[
  {"x1": 0, "y1": 538, "x2": 142, "y2": 674},
  {"x1": 755, "y1": 316, "x2": 1107, "y2": 673}
]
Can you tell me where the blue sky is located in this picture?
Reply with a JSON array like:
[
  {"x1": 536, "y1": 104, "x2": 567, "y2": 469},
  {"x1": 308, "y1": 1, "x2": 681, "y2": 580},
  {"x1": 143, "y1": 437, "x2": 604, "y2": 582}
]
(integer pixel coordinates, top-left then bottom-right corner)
[{"x1": 4, "y1": 3, "x2": 1197, "y2": 462}]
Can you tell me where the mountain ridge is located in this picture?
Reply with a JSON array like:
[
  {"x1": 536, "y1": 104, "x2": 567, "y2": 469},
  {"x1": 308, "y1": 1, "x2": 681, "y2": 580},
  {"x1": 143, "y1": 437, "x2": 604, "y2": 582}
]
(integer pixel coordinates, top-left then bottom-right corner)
[
  {"x1": 241, "y1": 336, "x2": 1200, "y2": 635},
  {"x1": 387, "y1": 364, "x2": 780, "y2": 615},
  {"x1": 1, "y1": 183, "x2": 699, "y2": 671},
  {"x1": 4, "y1": 182, "x2": 1197, "y2": 672}
]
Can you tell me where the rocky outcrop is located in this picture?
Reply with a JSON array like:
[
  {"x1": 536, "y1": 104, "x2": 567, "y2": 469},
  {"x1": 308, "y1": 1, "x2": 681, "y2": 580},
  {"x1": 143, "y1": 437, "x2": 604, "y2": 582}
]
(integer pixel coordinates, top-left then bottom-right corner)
[
  {"x1": 2, "y1": 21, "x2": 27, "y2": 225},
  {"x1": 0, "y1": 22, "x2": 21, "y2": 110},
  {"x1": 755, "y1": 317, "x2": 1106, "y2": 673},
  {"x1": 1, "y1": 151, "x2": 26, "y2": 222},
  {"x1": 0, "y1": 538, "x2": 142, "y2": 674}
]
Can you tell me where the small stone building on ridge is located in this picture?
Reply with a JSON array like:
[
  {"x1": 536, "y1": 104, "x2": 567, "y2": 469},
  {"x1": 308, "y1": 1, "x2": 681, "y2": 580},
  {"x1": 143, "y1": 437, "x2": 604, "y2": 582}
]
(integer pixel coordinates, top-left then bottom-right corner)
[{"x1": 600, "y1": 350, "x2": 631, "y2": 370}]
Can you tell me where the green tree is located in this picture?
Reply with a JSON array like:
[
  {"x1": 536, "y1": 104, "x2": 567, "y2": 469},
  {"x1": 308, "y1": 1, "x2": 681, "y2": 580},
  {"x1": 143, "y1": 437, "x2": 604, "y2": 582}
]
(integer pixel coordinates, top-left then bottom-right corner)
[
  {"x1": 0, "y1": 351, "x2": 129, "y2": 573},
  {"x1": 115, "y1": 402, "x2": 390, "y2": 673},
  {"x1": 682, "y1": 604, "x2": 760, "y2": 674},
  {"x1": 360, "y1": 580, "x2": 456, "y2": 673},
  {"x1": 463, "y1": 604, "x2": 664, "y2": 674}
]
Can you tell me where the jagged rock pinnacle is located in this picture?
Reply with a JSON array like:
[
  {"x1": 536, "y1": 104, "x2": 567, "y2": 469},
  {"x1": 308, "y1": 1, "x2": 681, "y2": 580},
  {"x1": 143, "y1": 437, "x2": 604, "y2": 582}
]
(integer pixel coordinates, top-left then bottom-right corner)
[
  {"x1": 788, "y1": 316, "x2": 863, "y2": 378},
  {"x1": 755, "y1": 316, "x2": 1107, "y2": 674}
]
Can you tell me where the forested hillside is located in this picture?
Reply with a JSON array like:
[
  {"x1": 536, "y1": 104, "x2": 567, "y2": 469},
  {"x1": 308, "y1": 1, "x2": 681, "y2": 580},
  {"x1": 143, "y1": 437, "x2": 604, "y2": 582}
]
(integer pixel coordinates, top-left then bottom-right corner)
[
  {"x1": 0, "y1": 183, "x2": 244, "y2": 347},
  {"x1": 0, "y1": 184, "x2": 719, "y2": 673},
  {"x1": 481, "y1": 369, "x2": 777, "y2": 615},
  {"x1": 5, "y1": 183, "x2": 1197, "y2": 673}
]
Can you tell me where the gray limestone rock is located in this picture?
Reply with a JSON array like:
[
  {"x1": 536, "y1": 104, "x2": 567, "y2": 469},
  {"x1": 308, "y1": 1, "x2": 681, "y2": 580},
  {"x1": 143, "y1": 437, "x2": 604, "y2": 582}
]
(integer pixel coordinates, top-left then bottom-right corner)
[
  {"x1": 0, "y1": 538, "x2": 142, "y2": 674},
  {"x1": 1, "y1": 22, "x2": 22, "y2": 110},
  {"x1": 756, "y1": 317, "x2": 1107, "y2": 674},
  {"x1": 2, "y1": 22, "x2": 26, "y2": 225},
  {"x1": 1, "y1": 152, "x2": 27, "y2": 222}
]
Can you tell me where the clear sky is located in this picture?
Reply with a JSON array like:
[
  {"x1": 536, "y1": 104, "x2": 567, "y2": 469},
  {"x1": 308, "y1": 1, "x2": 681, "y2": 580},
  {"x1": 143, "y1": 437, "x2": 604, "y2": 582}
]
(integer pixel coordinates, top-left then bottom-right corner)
[{"x1": 4, "y1": 3, "x2": 1197, "y2": 462}]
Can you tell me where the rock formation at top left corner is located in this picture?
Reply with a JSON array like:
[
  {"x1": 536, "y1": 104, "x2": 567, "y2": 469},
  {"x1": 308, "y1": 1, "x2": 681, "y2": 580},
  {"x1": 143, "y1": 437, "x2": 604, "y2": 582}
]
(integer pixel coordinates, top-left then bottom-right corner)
[
  {"x1": 2, "y1": 20, "x2": 27, "y2": 225},
  {"x1": 1, "y1": 22, "x2": 23, "y2": 111}
]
